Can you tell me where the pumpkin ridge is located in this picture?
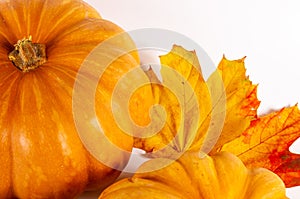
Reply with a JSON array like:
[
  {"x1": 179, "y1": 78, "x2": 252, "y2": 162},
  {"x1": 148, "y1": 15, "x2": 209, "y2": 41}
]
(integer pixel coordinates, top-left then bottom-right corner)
[
  {"x1": 242, "y1": 169, "x2": 252, "y2": 199},
  {"x1": 105, "y1": 178, "x2": 185, "y2": 198},
  {"x1": 34, "y1": 0, "x2": 101, "y2": 43},
  {"x1": 6, "y1": 74, "x2": 24, "y2": 198},
  {"x1": 51, "y1": 19, "x2": 124, "y2": 49},
  {"x1": 0, "y1": 0, "x2": 101, "y2": 45},
  {"x1": 34, "y1": 0, "x2": 52, "y2": 41},
  {"x1": 6, "y1": 113, "x2": 14, "y2": 197},
  {"x1": 41, "y1": 6, "x2": 85, "y2": 42},
  {"x1": 10, "y1": 71, "x2": 89, "y2": 198},
  {"x1": 0, "y1": 12, "x2": 15, "y2": 45},
  {"x1": 33, "y1": 69, "x2": 72, "y2": 108},
  {"x1": 197, "y1": 153, "x2": 218, "y2": 199},
  {"x1": 46, "y1": 19, "x2": 105, "y2": 48},
  {"x1": 9, "y1": 3, "x2": 22, "y2": 38},
  {"x1": 38, "y1": 66, "x2": 74, "y2": 98},
  {"x1": 170, "y1": 156, "x2": 200, "y2": 198},
  {"x1": 0, "y1": 14, "x2": 15, "y2": 45}
]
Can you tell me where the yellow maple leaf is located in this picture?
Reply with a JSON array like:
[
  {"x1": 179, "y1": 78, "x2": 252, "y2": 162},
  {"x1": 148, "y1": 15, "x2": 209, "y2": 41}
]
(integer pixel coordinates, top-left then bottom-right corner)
[
  {"x1": 208, "y1": 56, "x2": 260, "y2": 153},
  {"x1": 134, "y1": 45, "x2": 259, "y2": 156}
]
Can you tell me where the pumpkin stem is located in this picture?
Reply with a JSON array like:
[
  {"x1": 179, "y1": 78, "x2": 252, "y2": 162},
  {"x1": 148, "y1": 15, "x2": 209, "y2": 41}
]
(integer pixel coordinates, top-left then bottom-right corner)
[{"x1": 8, "y1": 36, "x2": 46, "y2": 72}]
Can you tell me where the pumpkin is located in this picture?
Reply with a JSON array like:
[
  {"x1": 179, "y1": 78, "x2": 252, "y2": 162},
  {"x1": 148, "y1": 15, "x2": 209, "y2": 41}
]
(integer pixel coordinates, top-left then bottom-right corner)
[
  {"x1": 0, "y1": 0, "x2": 152, "y2": 198},
  {"x1": 99, "y1": 152, "x2": 287, "y2": 199}
]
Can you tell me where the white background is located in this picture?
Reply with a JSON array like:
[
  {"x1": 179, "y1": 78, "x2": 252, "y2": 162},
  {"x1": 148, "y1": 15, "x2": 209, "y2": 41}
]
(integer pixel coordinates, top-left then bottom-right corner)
[{"x1": 83, "y1": 0, "x2": 300, "y2": 198}]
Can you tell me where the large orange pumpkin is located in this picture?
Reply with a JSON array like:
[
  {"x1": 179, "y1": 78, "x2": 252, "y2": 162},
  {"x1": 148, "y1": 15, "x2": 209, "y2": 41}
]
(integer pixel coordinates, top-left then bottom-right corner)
[
  {"x1": 99, "y1": 152, "x2": 287, "y2": 199},
  {"x1": 0, "y1": 0, "x2": 152, "y2": 198}
]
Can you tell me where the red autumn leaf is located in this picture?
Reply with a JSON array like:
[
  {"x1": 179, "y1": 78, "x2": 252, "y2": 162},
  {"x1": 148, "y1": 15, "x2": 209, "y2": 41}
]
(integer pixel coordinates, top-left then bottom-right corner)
[{"x1": 220, "y1": 105, "x2": 300, "y2": 187}]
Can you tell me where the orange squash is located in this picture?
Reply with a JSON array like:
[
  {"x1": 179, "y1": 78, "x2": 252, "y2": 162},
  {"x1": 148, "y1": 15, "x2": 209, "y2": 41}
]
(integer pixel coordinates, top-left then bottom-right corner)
[
  {"x1": 99, "y1": 152, "x2": 287, "y2": 199},
  {"x1": 0, "y1": 0, "x2": 152, "y2": 198}
]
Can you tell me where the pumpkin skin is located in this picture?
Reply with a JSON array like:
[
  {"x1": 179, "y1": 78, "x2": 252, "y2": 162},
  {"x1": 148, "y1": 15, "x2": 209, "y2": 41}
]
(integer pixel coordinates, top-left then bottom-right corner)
[
  {"x1": 99, "y1": 152, "x2": 287, "y2": 199},
  {"x1": 0, "y1": 0, "x2": 152, "y2": 198}
]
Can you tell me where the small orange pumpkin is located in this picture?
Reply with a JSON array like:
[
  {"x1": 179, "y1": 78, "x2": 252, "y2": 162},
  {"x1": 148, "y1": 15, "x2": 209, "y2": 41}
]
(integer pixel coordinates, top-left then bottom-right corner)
[
  {"x1": 0, "y1": 0, "x2": 152, "y2": 198},
  {"x1": 99, "y1": 152, "x2": 287, "y2": 199}
]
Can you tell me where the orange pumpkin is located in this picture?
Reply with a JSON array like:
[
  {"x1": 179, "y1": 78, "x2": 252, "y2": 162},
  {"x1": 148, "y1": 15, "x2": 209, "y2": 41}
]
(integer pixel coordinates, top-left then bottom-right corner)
[
  {"x1": 99, "y1": 152, "x2": 287, "y2": 199},
  {"x1": 0, "y1": 0, "x2": 152, "y2": 198}
]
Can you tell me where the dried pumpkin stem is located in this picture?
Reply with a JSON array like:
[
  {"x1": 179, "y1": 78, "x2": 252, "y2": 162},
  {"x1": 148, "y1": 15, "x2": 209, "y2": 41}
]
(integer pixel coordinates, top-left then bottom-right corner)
[{"x1": 8, "y1": 36, "x2": 46, "y2": 72}]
